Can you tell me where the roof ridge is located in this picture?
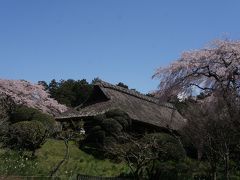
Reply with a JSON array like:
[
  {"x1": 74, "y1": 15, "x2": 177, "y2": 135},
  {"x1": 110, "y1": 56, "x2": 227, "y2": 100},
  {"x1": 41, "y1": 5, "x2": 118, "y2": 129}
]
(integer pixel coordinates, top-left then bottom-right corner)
[{"x1": 95, "y1": 81, "x2": 175, "y2": 109}]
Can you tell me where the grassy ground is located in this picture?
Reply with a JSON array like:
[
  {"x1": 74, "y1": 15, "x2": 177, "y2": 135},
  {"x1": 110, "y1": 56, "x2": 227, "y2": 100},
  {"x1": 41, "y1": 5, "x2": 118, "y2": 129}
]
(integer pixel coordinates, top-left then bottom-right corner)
[{"x1": 0, "y1": 139, "x2": 129, "y2": 179}]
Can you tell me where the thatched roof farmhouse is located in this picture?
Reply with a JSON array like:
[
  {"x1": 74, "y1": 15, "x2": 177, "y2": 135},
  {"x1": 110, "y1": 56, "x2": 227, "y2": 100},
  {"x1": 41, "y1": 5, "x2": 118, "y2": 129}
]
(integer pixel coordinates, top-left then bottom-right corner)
[{"x1": 56, "y1": 81, "x2": 186, "y2": 131}]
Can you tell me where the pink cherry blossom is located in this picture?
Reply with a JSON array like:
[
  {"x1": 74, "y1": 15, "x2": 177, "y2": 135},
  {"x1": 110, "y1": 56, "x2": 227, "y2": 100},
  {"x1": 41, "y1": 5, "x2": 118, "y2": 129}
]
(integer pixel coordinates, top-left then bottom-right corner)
[
  {"x1": 153, "y1": 39, "x2": 240, "y2": 98},
  {"x1": 0, "y1": 79, "x2": 68, "y2": 116}
]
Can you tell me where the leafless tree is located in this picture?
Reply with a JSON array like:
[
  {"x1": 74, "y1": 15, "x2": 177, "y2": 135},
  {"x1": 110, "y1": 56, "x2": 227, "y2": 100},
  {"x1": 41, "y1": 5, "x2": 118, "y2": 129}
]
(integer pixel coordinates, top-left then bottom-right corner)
[
  {"x1": 105, "y1": 132, "x2": 184, "y2": 179},
  {"x1": 181, "y1": 94, "x2": 240, "y2": 180},
  {"x1": 153, "y1": 39, "x2": 240, "y2": 179}
]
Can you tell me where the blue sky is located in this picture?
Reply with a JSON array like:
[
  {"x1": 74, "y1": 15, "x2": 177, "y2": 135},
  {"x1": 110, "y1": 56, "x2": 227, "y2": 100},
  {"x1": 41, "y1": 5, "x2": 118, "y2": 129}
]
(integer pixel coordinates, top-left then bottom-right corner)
[{"x1": 0, "y1": 0, "x2": 240, "y2": 93}]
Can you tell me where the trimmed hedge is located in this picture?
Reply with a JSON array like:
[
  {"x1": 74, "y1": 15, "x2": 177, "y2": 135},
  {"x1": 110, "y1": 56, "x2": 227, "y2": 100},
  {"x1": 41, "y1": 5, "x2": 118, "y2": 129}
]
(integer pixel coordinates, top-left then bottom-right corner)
[
  {"x1": 7, "y1": 121, "x2": 47, "y2": 153},
  {"x1": 82, "y1": 109, "x2": 132, "y2": 151},
  {"x1": 10, "y1": 105, "x2": 56, "y2": 135}
]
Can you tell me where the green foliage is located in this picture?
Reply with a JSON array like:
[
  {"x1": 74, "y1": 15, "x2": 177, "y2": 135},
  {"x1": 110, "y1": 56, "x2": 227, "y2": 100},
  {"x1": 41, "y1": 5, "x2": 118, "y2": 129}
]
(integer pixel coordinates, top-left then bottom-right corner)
[
  {"x1": 105, "y1": 109, "x2": 129, "y2": 119},
  {"x1": 101, "y1": 118, "x2": 123, "y2": 136},
  {"x1": 32, "y1": 113, "x2": 55, "y2": 133},
  {"x1": 91, "y1": 77, "x2": 102, "y2": 84},
  {"x1": 82, "y1": 109, "x2": 132, "y2": 153},
  {"x1": 142, "y1": 133, "x2": 186, "y2": 162},
  {"x1": 145, "y1": 93, "x2": 155, "y2": 97},
  {"x1": 145, "y1": 159, "x2": 210, "y2": 180},
  {"x1": 48, "y1": 79, "x2": 93, "y2": 107},
  {"x1": 38, "y1": 80, "x2": 49, "y2": 90},
  {"x1": 48, "y1": 79, "x2": 58, "y2": 98},
  {"x1": 155, "y1": 159, "x2": 236, "y2": 179},
  {"x1": 85, "y1": 126, "x2": 106, "y2": 146},
  {"x1": 119, "y1": 133, "x2": 186, "y2": 179},
  {"x1": 10, "y1": 105, "x2": 38, "y2": 123},
  {"x1": 116, "y1": 82, "x2": 129, "y2": 89},
  {"x1": 7, "y1": 121, "x2": 47, "y2": 153},
  {"x1": 105, "y1": 109, "x2": 132, "y2": 131},
  {"x1": 10, "y1": 105, "x2": 56, "y2": 134}
]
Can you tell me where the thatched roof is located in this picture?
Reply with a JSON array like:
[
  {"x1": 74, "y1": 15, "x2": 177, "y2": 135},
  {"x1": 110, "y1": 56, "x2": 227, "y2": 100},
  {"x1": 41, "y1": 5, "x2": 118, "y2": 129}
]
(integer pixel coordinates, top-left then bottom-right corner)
[{"x1": 56, "y1": 81, "x2": 186, "y2": 131}]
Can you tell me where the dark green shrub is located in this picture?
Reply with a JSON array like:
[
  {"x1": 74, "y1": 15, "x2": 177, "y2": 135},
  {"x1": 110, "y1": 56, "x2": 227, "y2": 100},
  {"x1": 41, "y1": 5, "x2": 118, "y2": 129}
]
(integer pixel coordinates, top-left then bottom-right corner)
[
  {"x1": 10, "y1": 105, "x2": 56, "y2": 135},
  {"x1": 105, "y1": 109, "x2": 129, "y2": 119},
  {"x1": 101, "y1": 118, "x2": 123, "y2": 136},
  {"x1": 114, "y1": 116, "x2": 131, "y2": 131},
  {"x1": 93, "y1": 114, "x2": 106, "y2": 121},
  {"x1": 104, "y1": 136, "x2": 117, "y2": 146},
  {"x1": 85, "y1": 127, "x2": 106, "y2": 146},
  {"x1": 105, "y1": 109, "x2": 132, "y2": 131},
  {"x1": 10, "y1": 106, "x2": 37, "y2": 123},
  {"x1": 82, "y1": 109, "x2": 132, "y2": 155},
  {"x1": 142, "y1": 133, "x2": 186, "y2": 161},
  {"x1": 7, "y1": 121, "x2": 47, "y2": 155},
  {"x1": 89, "y1": 125, "x2": 102, "y2": 133},
  {"x1": 83, "y1": 115, "x2": 105, "y2": 133},
  {"x1": 31, "y1": 112, "x2": 56, "y2": 133},
  {"x1": 123, "y1": 133, "x2": 186, "y2": 179}
]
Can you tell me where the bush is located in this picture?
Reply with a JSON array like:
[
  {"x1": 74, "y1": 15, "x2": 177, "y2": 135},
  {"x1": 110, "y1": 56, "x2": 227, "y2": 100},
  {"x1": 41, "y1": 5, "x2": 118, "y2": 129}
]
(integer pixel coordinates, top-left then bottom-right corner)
[
  {"x1": 121, "y1": 133, "x2": 187, "y2": 179},
  {"x1": 105, "y1": 109, "x2": 130, "y2": 119},
  {"x1": 114, "y1": 116, "x2": 131, "y2": 131},
  {"x1": 142, "y1": 133, "x2": 186, "y2": 162},
  {"x1": 6, "y1": 121, "x2": 47, "y2": 155},
  {"x1": 86, "y1": 128, "x2": 106, "y2": 145},
  {"x1": 105, "y1": 109, "x2": 132, "y2": 132},
  {"x1": 82, "y1": 109, "x2": 132, "y2": 154},
  {"x1": 101, "y1": 118, "x2": 123, "y2": 136},
  {"x1": 10, "y1": 106, "x2": 37, "y2": 123},
  {"x1": 31, "y1": 112, "x2": 56, "y2": 133},
  {"x1": 10, "y1": 105, "x2": 56, "y2": 135}
]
